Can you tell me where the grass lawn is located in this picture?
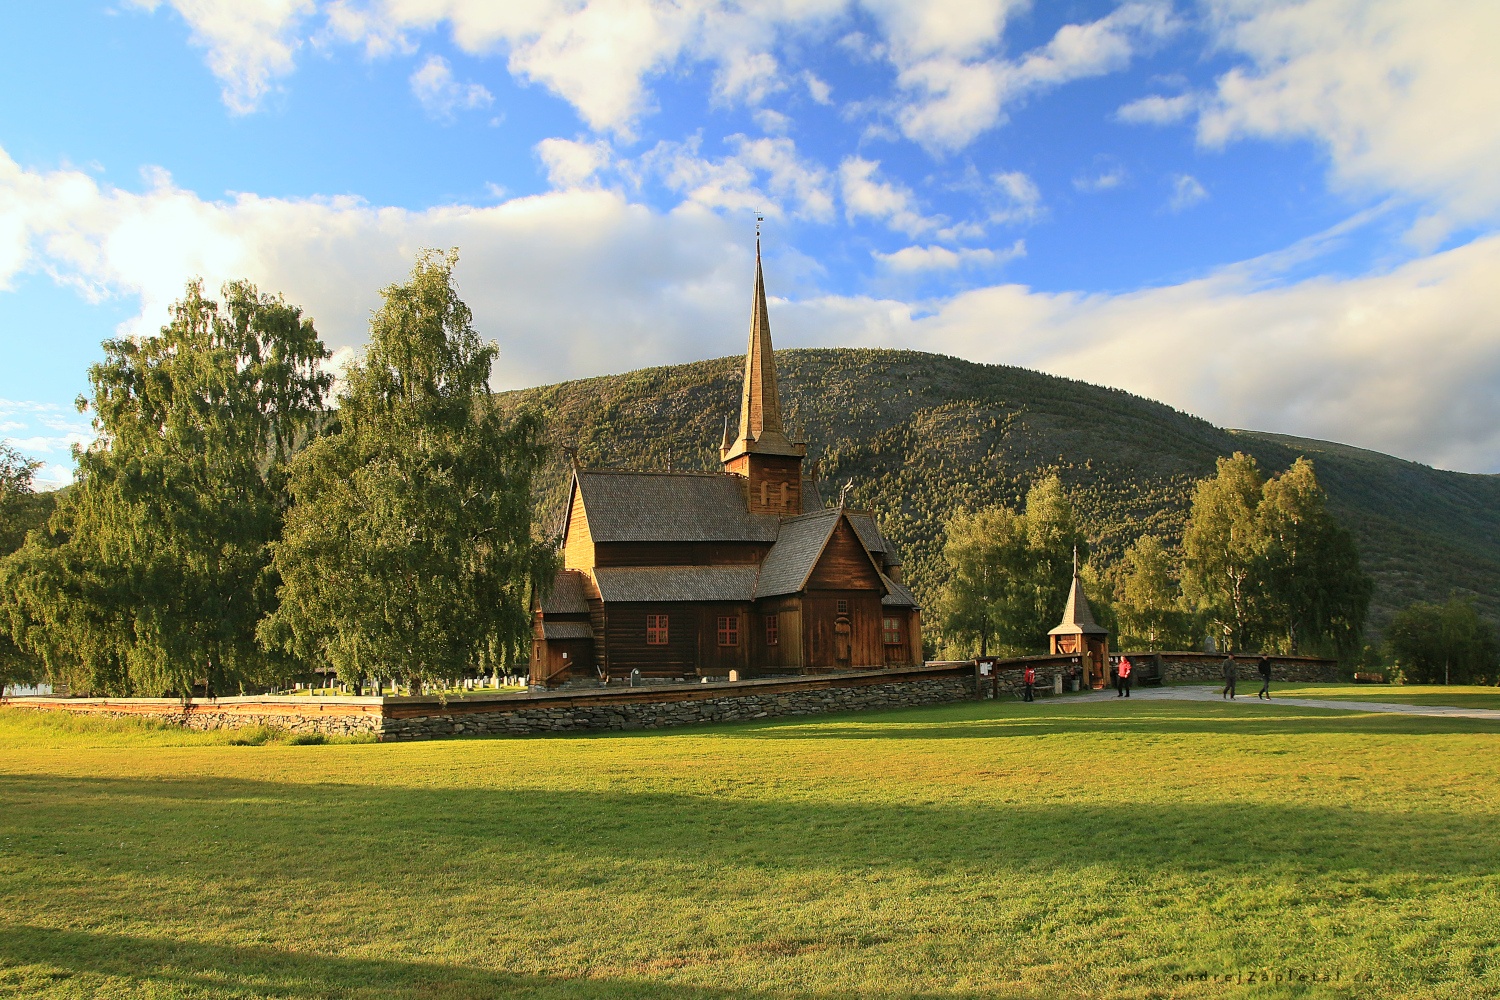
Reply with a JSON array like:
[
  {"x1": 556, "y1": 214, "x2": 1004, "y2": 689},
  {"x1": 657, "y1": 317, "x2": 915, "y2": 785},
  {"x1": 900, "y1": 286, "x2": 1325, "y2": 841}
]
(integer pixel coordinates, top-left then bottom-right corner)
[
  {"x1": 1, "y1": 700, "x2": 1498, "y2": 999},
  {"x1": 1259, "y1": 684, "x2": 1500, "y2": 711}
]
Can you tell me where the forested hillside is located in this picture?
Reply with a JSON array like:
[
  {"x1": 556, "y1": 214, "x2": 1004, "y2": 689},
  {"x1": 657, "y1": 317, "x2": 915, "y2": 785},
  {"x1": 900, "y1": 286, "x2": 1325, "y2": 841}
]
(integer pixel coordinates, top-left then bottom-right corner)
[{"x1": 495, "y1": 348, "x2": 1500, "y2": 634}]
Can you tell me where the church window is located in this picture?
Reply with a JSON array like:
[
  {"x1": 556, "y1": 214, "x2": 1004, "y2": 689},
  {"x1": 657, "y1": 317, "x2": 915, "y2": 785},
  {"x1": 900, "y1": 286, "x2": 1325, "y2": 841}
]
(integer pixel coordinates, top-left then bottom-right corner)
[
  {"x1": 764, "y1": 615, "x2": 779, "y2": 646},
  {"x1": 883, "y1": 617, "x2": 902, "y2": 645},
  {"x1": 717, "y1": 615, "x2": 740, "y2": 647},
  {"x1": 646, "y1": 615, "x2": 669, "y2": 645},
  {"x1": 758, "y1": 481, "x2": 768, "y2": 506},
  {"x1": 836, "y1": 599, "x2": 849, "y2": 615}
]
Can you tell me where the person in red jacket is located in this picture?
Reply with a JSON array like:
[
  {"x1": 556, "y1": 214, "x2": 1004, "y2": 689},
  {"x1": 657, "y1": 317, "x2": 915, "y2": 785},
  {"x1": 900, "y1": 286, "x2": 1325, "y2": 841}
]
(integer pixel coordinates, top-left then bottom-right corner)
[
  {"x1": 1117, "y1": 656, "x2": 1133, "y2": 698},
  {"x1": 1023, "y1": 665, "x2": 1036, "y2": 702}
]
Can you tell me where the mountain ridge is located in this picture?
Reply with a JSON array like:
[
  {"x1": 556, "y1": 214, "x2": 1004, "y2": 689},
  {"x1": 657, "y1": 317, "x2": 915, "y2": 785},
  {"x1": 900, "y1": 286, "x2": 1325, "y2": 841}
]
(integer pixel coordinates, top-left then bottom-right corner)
[{"x1": 494, "y1": 347, "x2": 1499, "y2": 636}]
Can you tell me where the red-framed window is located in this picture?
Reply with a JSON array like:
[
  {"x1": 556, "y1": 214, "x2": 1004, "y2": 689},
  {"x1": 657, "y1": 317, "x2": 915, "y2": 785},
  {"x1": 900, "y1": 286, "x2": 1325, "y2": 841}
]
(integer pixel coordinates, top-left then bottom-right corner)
[
  {"x1": 764, "y1": 615, "x2": 779, "y2": 646},
  {"x1": 646, "y1": 614, "x2": 669, "y2": 645},
  {"x1": 717, "y1": 615, "x2": 740, "y2": 647},
  {"x1": 882, "y1": 617, "x2": 902, "y2": 645}
]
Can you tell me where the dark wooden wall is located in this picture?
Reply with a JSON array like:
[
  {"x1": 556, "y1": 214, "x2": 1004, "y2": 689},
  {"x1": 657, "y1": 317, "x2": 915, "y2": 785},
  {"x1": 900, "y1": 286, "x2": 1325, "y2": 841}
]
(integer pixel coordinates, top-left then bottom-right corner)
[
  {"x1": 602, "y1": 602, "x2": 754, "y2": 677},
  {"x1": 806, "y1": 519, "x2": 883, "y2": 590},
  {"x1": 724, "y1": 454, "x2": 804, "y2": 516}
]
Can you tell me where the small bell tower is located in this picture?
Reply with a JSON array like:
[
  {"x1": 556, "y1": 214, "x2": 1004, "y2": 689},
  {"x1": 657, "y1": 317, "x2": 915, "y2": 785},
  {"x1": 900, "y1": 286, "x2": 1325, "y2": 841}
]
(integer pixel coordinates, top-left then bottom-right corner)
[{"x1": 721, "y1": 231, "x2": 806, "y2": 515}]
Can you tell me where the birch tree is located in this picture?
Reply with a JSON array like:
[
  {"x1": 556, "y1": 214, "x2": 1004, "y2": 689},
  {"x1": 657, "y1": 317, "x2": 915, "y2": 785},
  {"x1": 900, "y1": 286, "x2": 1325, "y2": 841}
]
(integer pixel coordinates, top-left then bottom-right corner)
[{"x1": 260, "y1": 250, "x2": 557, "y2": 693}]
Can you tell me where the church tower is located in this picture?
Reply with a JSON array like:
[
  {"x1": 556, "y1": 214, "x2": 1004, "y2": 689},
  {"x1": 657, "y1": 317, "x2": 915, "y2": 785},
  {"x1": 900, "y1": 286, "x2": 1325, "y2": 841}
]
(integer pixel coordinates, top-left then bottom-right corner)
[{"x1": 721, "y1": 240, "x2": 806, "y2": 515}]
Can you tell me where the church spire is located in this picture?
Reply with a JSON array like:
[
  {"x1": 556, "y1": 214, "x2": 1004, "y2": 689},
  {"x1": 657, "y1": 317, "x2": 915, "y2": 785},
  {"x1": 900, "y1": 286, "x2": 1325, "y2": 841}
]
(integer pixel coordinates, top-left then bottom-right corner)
[{"x1": 722, "y1": 237, "x2": 804, "y2": 463}]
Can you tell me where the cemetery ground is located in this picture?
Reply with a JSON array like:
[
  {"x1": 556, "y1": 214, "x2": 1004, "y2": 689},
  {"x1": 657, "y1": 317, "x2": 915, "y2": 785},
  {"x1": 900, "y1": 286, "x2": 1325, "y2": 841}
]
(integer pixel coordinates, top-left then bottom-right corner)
[{"x1": 1, "y1": 695, "x2": 1497, "y2": 1000}]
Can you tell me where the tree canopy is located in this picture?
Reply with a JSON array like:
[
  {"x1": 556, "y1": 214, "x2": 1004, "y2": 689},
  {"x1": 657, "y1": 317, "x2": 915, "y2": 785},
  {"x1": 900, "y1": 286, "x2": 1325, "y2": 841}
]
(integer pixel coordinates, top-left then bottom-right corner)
[
  {"x1": 1181, "y1": 452, "x2": 1370, "y2": 656},
  {"x1": 936, "y1": 474, "x2": 1087, "y2": 656},
  {"x1": 2, "y1": 281, "x2": 330, "y2": 697},
  {"x1": 260, "y1": 250, "x2": 557, "y2": 693},
  {"x1": 1386, "y1": 597, "x2": 1498, "y2": 685}
]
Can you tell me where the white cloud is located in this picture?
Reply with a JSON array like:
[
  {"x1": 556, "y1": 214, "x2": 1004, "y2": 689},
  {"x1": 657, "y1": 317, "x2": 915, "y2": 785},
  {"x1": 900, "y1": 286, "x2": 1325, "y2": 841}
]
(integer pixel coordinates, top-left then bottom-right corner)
[
  {"x1": 1169, "y1": 173, "x2": 1208, "y2": 211},
  {"x1": 1074, "y1": 161, "x2": 1127, "y2": 193},
  {"x1": 409, "y1": 55, "x2": 493, "y2": 119},
  {"x1": 535, "y1": 137, "x2": 613, "y2": 189},
  {"x1": 5, "y1": 145, "x2": 1500, "y2": 474},
  {"x1": 1198, "y1": 0, "x2": 1500, "y2": 241},
  {"x1": 128, "y1": 0, "x2": 315, "y2": 113},
  {"x1": 874, "y1": 239, "x2": 1024, "y2": 272},
  {"x1": 643, "y1": 135, "x2": 834, "y2": 222},
  {"x1": 803, "y1": 71, "x2": 833, "y2": 105},
  {"x1": 754, "y1": 109, "x2": 793, "y2": 135},
  {"x1": 778, "y1": 234, "x2": 1500, "y2": 473},
  {"x1": 1116, "y1": 92, "x2": 1195, "y2": 124},
  {"x1": 890, "y1": 1, "x2": 1180, "y2": 151},
  {"x1": 989, "y1": 171, "x2": 1042, "y2": 224},
  {"x1": 0, "y1": 399, "x2": 94, "y2": 487},
  {"x1": 839, "y1": 157, "x2": 942, "y2": 235}
]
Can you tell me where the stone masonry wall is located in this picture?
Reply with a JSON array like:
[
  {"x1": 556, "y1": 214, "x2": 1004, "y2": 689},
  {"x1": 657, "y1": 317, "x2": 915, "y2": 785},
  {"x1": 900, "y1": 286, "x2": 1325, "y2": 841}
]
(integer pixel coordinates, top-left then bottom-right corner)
[
  {"x1": 1, "y1": 697, "x2": 383, "y2": 738},
  {"x1": 379, "y1": 673, "x2": 974, "y2": 740},
  {"x1": 1161, "y1": 655, "x2": 1340, "y2": 685},
  {"x1": 3, "y1": 666, "x2": 978, "y2": 742}
]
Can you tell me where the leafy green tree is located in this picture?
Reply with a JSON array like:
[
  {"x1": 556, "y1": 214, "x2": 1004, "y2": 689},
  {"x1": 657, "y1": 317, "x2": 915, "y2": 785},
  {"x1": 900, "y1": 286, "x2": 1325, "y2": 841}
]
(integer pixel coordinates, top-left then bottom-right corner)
[
  {"x1": 935, "y1": 506, "x2": 1026, "y2": 657},
  {"x1": 0, "y1": 443, "x2": 47, "y2": 693},
  {"x1": 1115, "y1": 535, "x2": 1193, "y2": 650},
  {"x1": 261, "y1": 250, "x2": 557, "y2": 693},
  {"x1": 3, "y1": 282, "x2": 330, "y2": 698},
  {"x1": 1019, "y1": 474, "x2": 1089, "y2": 647},
  {"x1": 1257, "y1": 458, "x2": 1370, "y2": 657},
  {"x1": 1386, "y1": 597, "x2": 1498, "y2": 685},
  {"x1": 936, "y1": 474, "x2": 1087, "y2": 656},
  {"x1": 1181, "y1": 453, "x2": 1265, "y2": 652}
]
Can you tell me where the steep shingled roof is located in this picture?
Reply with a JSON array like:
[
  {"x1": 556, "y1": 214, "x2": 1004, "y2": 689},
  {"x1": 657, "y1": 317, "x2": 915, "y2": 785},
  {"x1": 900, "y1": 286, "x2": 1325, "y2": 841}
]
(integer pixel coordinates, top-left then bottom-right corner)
[
  {"x1": 847, "y1": 510, "x2": 902, "y2": 566},
  {"x1": 880, "y1": 573, "x2": 920, "y2": 608},
  {"x1": 754, "y1": 508, "x2": 889, "y2": 600},
  {"x1": 542, "y1": 621, "x2": 594, "y2": 640},
  {"x1": 573, "y1": 470, "x2": 781, "y2": 543},
  {"x1": 594, "y1": 565, "x2": 760, "y2": 603},
  {"x1": 1049, "y1": 574, "x2": 1109, "y2": 635},
  {"x1": 539, "y1": 569, "x2": 590, "y2": 614}
]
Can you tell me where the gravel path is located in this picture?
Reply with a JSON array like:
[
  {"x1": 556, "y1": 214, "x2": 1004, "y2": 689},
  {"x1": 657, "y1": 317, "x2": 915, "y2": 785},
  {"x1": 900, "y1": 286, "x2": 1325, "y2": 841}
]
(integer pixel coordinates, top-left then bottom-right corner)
[{"x1": 1069, "y1": 684, "x2": 1500, "y2": 722}]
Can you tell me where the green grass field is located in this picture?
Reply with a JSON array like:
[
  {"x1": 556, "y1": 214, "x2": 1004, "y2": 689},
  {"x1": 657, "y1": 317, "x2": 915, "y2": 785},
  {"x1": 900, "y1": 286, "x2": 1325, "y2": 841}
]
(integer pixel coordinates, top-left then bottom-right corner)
[
  {"x1": 1261, "y1": 684, "x2": 1500, "y2": 711},
  {"x1": 2, "y1": 699, "x2": 1498, "y2": 999}
]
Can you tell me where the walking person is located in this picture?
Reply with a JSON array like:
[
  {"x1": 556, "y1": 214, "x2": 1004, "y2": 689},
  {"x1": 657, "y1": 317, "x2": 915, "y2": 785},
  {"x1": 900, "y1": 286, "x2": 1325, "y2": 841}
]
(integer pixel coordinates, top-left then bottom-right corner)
[
  {"x1": 1023, "y1": 664, "x2": 1035, "y2": 702},
  {"x1": 1221, "y1": 655, "x2": 1237, "y2": 699},
  {"x1": 1258, "y1": 655, "x2": 1272, "y2": 699},
  {"x1": 1118, "y1": 656, "x2": 1133, "y2": 698}
]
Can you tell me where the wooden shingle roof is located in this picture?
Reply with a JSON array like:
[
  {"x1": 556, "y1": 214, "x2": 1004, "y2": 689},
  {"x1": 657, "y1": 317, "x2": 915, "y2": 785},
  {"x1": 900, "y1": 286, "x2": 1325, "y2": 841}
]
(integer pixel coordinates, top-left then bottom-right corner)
[
  {"x1": 574, "y1": 470, "x2": 780, "y2": 543},
  {"x1": 753, "y1": 508, "x2": 841, "y2": 598},
  {"x1": 593, "y1": 565, "x2": 760, "y2": 603},
  {"x1": 879, "y1": 573, "x2": 920, "y2": 608},
  {"x1": 541, "y1": 621, "x2": 594, "y2": 640},
  {"x1": 539, "y1": 569, "x2": 590, "y2": 614},
  {"x1": 1049, "y1": 575, "x2": 1109, "y2": 636}
]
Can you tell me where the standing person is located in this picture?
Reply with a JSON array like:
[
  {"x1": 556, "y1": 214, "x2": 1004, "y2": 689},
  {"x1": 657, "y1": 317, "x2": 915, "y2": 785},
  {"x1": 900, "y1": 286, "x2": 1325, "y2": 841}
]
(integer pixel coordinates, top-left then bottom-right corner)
[
  {"x1": 1258, "y1": 656, "x2": 1272, "y2": 699},
  {"x1": 1111, "y1": 658, "x2": 1121, "y2": 696},
  {"x1": 1221, "y1": 655, "x2": 1237, "y2": 699},
  {"x1": 1023, "y1": 664, "x2": 1036, "y2": 702},
  {"x1": 1119, "y1": 656, "x2": 1133, "y2": 698}
]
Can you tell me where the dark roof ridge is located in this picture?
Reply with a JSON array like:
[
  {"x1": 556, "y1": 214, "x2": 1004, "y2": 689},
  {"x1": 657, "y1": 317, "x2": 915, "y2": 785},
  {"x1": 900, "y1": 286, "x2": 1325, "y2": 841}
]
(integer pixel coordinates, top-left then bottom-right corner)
[{"x1": 577, "y1": 468, "x2": 738, "y2": 479}]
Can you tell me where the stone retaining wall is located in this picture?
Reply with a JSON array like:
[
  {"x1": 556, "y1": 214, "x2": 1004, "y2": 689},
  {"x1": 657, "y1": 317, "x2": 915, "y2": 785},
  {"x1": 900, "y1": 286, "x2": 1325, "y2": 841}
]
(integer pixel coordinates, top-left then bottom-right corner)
[
  {"x1": 3, "y1": 665, "x2": 976, "y2": 741},
  {"x1": 380, "y1": 672, "x2": 972, "y2": 740},
  {"x1": 1159, "y1": 654, "x2": 1340, "y2": 685},
  {"x1": 0, "y1": 696, "x2": 383, "y2": 737}
]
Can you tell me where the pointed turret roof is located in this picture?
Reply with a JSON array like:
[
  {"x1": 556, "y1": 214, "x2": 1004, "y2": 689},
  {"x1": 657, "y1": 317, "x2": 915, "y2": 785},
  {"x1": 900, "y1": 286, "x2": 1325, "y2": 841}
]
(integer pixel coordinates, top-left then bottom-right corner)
[
  {"x1": 721, "y1": 240, "x2": 805, "y2": 463},
  {"x1": 1049, "y1": 573, "x2": 1109, "y2": 636}
]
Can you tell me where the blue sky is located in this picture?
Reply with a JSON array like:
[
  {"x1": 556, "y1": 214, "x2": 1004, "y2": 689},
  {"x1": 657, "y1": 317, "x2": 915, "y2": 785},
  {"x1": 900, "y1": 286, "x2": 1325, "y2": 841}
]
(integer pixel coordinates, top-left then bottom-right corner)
[{"x1": 2, "y1": 0, "x2": 1498, "y2": 485}]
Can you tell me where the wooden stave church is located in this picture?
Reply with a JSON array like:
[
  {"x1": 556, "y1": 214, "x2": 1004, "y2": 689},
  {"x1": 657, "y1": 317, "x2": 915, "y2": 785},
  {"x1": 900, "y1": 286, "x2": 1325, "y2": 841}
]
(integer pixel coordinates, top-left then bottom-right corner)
[{"x1": 530, "y1": 248, "x2": 922, "y2": 686}]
